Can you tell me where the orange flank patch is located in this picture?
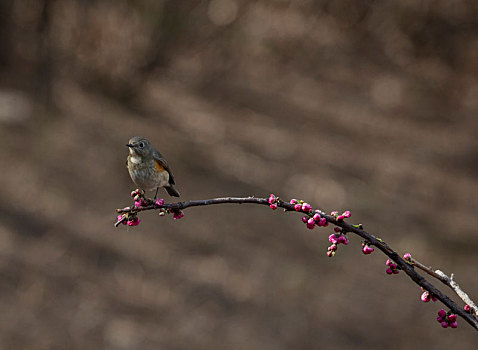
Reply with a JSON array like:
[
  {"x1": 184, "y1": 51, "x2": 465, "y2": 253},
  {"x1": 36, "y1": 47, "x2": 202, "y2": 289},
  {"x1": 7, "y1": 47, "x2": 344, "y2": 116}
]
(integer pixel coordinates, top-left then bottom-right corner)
[{"x1": 154, "y1": 160, "x2": 165, "y2": 172}]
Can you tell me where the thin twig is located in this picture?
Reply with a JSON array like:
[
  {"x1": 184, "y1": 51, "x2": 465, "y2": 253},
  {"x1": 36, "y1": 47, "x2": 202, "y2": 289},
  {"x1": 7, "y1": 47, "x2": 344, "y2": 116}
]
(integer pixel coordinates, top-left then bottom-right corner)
[
  {"x1": 115, "y1": 196, "x2": 478, "y2": 331},
  {"x1": 408, "y1": 256, "x2": 478, "y2": 316}
]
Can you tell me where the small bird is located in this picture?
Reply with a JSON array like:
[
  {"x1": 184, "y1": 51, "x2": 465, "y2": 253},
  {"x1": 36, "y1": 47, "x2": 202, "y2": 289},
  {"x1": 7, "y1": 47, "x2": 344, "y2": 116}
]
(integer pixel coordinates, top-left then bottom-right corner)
[{"x1": 126, "y1": 136, "x2": 180, "y2": 197}]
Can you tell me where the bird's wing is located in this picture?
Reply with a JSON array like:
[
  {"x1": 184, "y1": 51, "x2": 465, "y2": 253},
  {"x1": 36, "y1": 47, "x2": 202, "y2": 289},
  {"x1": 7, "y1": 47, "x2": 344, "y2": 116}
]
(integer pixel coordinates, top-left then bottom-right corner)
[{"x1": 153, "y1": 151, "x2": 176, "y2": 185}]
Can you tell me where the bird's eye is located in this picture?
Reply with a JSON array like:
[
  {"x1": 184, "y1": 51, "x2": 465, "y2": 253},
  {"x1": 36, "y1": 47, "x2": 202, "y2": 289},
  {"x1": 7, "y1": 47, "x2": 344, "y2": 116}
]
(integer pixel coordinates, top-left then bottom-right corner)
[{"x1": 139, "y1": 142, "x2": 144, "y2": 148}]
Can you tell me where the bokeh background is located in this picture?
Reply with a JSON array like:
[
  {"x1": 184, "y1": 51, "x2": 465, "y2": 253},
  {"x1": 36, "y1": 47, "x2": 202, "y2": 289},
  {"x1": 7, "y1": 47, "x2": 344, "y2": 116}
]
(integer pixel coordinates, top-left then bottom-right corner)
[{"x1": 0, "y1": 0, "x2": 477, "y2": 348}]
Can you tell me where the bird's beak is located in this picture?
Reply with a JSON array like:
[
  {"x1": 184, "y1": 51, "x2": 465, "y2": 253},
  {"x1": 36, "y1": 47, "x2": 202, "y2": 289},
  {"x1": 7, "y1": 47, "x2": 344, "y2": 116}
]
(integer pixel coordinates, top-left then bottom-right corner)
[{"x1": 126, "y1": 144, "x2": 133, "y2": 148}]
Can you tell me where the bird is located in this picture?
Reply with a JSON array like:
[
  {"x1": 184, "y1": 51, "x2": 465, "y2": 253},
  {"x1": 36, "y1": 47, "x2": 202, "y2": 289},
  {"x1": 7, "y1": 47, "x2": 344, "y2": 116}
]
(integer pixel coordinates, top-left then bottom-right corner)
[{"x1": 126, "y1": 136, "x2": 180, "y2": 197}]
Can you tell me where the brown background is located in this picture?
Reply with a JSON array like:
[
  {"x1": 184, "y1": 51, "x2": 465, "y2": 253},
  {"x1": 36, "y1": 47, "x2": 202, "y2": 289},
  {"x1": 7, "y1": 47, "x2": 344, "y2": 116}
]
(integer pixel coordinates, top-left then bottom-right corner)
[{"x1": 0, "y1": 0, "x2": 477, "y2": 349}]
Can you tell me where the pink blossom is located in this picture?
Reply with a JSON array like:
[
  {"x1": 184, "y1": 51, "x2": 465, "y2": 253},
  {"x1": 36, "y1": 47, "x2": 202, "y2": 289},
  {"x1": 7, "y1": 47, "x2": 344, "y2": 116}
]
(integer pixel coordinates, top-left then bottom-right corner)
[
  {"x1": 294, "y1": 204, "x2": 302, "y2": 211},
  {"x1": 290, "y1": 199, "x2": 298, "y2": 204},
  {"x1": 362, "y1": 246, "x2": 374, "y2": 255},
  {"x1": 421, "y1": 291, "x2": 431, "y2": 302},
  {"x1": 302, "y1": 216, "x2": 308, "y2": 223},
  {"x1": 337, "y1": 235, "x2": 348, "y2": 245},
  {"x1": 441, "y1": 321, "x2": 449, "y2": 328},
  {"x1": 392, "y1": 269, "x2": 399, "y2": 274},
  {"x1": 437, "y1": 309, "x2": 447, "y2": 318},
  {"x1": 306, "y1": 222, "x2": 315, "y2": 229},
  {"x1": 386, "y1": 259, "x2": 392, "y2": 266},
  {"x1": 328, "y1": 234, "x2": 338, "y2": 244},
  {"x1": 155, "y1": 198, "x2": 165, "y2": 206},
  {"x1": 328, "y1": 244, "x2": 337, "y2": 251},
  {"x1": 270, "y1": 203, "x2": 278, "y2": 210},
  {"x1": 403, "y1": 253, "x2": 412, "y2": 261},
  {"x1": 173, "y1": 211, "x2": 184, "y2": 220},
  {"x1": 334, "y1": 227, "x2": 341, "y2": 233},
  {"x1": 313, "y1": 213, "x2": 321, "y2": 221},
  {"x1": 386, "y1": 268, "x2": 393, "y2": 275},
  {"x1": 343, "y1": 210, "x2": 351, "y2": 218},
  {"x1": 437, "y1": 316, "x2": 444, "y2": 323},
  {"x1": 127, "y1": 218, "x2": 140, "y2": 226},
  {"x1": 337, "y1": 215, "x2": 345, "y2": 221},
  {"x1": 447, "y1": 314, "x2": 457, "y2": 322},
  {"x1": 134, "y1": 200, "x2": 143, "y2": 207},
  {"x1": 326, "y1": 251, "x2": 334, "y2": 257},
  {"x1": 464, "y1": 304, "x2": 471, "y2": 312},
  {"x1": 268, "y1": 194, "x2": 276, "y2": 204},
  {"x1": 330, "y1": 211, "x2": 338, "y2": 216},
  {"x1": 449, "y1": 321, "x2": 458, "y2": 328},
  {"x1": 302, "y1": 203, "x2": 312, "y2": 212},
  {"x1": 318, "y1": 218, "x2": 327, "y2": 226}
]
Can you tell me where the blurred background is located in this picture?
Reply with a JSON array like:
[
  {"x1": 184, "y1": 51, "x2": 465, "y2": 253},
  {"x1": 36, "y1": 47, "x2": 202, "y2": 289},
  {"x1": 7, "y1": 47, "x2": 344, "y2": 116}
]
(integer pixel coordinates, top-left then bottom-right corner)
[{"x1": 0, "y1": 0, "x2": 477, "y2": 348}]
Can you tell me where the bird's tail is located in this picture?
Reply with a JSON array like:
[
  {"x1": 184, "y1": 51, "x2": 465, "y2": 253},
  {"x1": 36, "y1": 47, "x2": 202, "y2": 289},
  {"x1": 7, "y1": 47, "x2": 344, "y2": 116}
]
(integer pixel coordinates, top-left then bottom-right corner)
[{"x1": 165, "y1": 185, "x2": 180, "y2": 197}]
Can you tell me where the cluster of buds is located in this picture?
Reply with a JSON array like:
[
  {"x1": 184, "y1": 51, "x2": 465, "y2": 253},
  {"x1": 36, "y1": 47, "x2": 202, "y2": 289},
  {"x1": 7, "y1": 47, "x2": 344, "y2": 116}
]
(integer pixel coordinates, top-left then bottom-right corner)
[
  {"x1": 361, "y1": 242, "x2": 374, "y2": 255},
  {"x1": 330, "y1": 210, "x2": 351, "y2": 221},
  {"x1": 269, "y1": 194, "x2": 279, "y2": 210},
  {"x1": 117, "y1": 213, "x2": 141, "y2": 226},
  {"x1": 385, "y1": 259, "x2": 399, "y2": 275},
  {"x1": 327, "y1": 227, "x2": 349, "y2": 257},
  {"x1": 154, "y1": 198, "x2": 168, "y2": 217},
  {"x1": 290, "y1": 198, "x2": 314, "y2": 213},
  {"x1": 131, "y1": 189, "x2": 148, "y2": 207},
  {"x1": 437, "y1": 309, "x2": 458, "y2": 328},
  {"x1": 172, "y1": 209, "x2": 185, "y2": 220},
  {"x1": 301, "y1": 211, "x2": 329, "y2": 230},
  {"x1": 420, "y1": 287, "x2": 437, "y2": 302}
]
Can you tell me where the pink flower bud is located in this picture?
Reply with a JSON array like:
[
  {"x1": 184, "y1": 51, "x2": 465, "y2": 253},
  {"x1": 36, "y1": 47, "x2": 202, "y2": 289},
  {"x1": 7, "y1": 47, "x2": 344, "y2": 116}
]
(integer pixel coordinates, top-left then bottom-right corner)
[
  {"x1": 431, "y1": 296, "x2": 437, "y2": 302},
  {"x1": 337, "y1": 235, "x2": 348, "y2": 245},
  {"x1": 447, "y1": 314, "x2": 457, "y2": 322},
  {"x1": 326, "y1": 251, "x2": 335, "y2": 257},
  {"x1": 464, "y1": 304, "x2": 471, "y2": 312},
  {"x1": 389, "y1": 263, "x2": 397, "y2": 270},
  {"x1": 318, "y1": 218, "x2": 327, "y2": 226},
  {"x1": 334, "y1": 227, "x2": 341, "y2": 233},
  {"x1": 270, "y1": 203, "x2": 278, "y2": 210},
  {"x1": 290, "y1": 199, "x2": 298, "y2": 204},
  {"x1": 330, "y1": 211, "x2": 338, "y2": 216},
  {"x1": 294, "y1": 204, "x2": 302, "y2": 211},
  {"x1": 134, "y1": 200, "x2": 143, "y2": 207},
  {"x1": 127, "y1": 218, "x2": 140, "y2": 226},
  {"x1": 343, "y1": 210, "x2": 351, "y2": 218},
  {"x1": 313, "y1": 213, "x2": 321, "y2": 221},
  {"x1": 421, "y1": 291, "x2": 431, "y2": 302},
  {"x1": 302, "y1": 203, "x2": 312, "y2": 212},
  {"x1": 328, "y1": 244, "x2": 337, "y2": 251},
  {"x1": 403, "y1": 253, "x2": 412, "y2": 261},
  {"x1": 386, "y1": 268, "x2": 393, "y2": 275},
  {"x1": 173, "y1": 211, "x2": 184, "y2": 220},
  {"x1": 450, "y1": 321, "x2": 458, "y2": 328},
  {"x1": 328, "y1": 234, "x2": 338, "y2": 244},
  {"x1": 438, "y1": 309, "x2": 447, "y2": 318},
  {"x1": 155, "y1": 198, "x2": 165, "y2": 206},
  {"x1": 386, "y1": 259, "x2": 392, "y2": 266},
  {"x1": 307, "y1": 218, "x2": 315, "y2": 226},
  {"x1": 337, "y1": 215, "x2": 345, "y2": 220},
  {"x1": 392, "y1": 269, "x2": 399, "y2": 274},
  {"x1": 441, "y1": 321, "x2": 449, "y2": 328},
  {"x1": 437, "y1": 316, "x2": 444, "y2": 323},
  {"x1": 362, "y1": 246, "x2": 374, "y2": 255},
  {"x1": 268, "y1": 195, "x2": 275, "y2": 204},
  {"x1": 306, "y1": 222, "x2": 315, "y2": 229},
  {"x1": 302, "y1": 216, "x2": 308, "y2": 223}
]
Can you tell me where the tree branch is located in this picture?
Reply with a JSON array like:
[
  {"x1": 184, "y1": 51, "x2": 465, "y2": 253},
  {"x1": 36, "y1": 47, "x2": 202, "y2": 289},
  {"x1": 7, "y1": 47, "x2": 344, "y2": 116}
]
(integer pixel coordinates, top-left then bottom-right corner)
[{"x1": 115, "y1": 195, "x2": 478, "y2": 331}]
